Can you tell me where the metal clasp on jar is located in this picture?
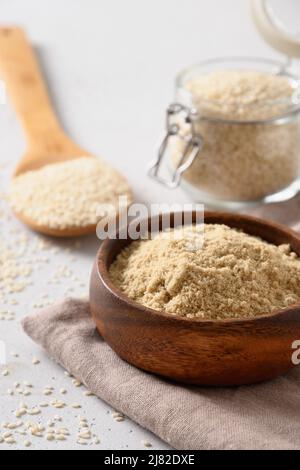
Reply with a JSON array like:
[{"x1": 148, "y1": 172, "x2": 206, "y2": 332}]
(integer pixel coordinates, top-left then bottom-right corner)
[{"x1": 148, "y1": 103, "x2": 203, "y2": 189}]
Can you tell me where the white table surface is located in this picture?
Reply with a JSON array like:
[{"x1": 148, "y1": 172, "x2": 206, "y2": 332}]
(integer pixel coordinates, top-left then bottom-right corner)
[{"x1": 0, "y1": 0, "x2": 299, "y2": 451}]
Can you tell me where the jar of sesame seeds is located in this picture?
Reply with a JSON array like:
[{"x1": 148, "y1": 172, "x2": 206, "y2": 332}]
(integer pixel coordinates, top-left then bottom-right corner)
[{"x1": 149, "y1": 1, "x2": 300, "y2": 210}]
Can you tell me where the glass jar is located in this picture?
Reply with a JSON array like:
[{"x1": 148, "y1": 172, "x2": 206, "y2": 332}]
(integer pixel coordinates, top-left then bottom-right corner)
[{"x1": 149, "y1": 58, "x2": 300, "y2": 210}]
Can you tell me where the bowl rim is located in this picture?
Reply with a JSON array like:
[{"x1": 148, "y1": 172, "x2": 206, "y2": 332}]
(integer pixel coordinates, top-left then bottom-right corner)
[{"x1": 96, "y1": 211, "x2": 300, "y2": 325}]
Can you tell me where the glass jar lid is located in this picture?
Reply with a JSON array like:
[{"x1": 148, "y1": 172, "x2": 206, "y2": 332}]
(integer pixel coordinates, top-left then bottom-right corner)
[{"x1": 251, "y1": 0, "x2": 300, "y2": 57}]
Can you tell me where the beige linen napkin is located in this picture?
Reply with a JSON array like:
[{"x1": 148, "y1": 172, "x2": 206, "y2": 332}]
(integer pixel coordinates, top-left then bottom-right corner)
[{"x1": 22, "y1": 298, "x2": 300, "y2": 451}]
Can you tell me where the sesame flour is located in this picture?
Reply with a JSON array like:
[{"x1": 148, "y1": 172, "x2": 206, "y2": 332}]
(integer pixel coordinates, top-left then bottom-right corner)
[{"x1": 109, "y1": 224, "x2": 300, "y2": 320}]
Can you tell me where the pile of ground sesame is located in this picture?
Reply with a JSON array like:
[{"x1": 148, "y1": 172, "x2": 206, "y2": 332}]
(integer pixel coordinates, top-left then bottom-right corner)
[
  {"x1": 9, "y1": 157, "x2": 132, "y2": 230},
  {"x1": 172, "y1": 70, "x2": 300, "y2": 201},
  {"x1": 109, "y1": 224, "x2": 300, "y2": 320}
]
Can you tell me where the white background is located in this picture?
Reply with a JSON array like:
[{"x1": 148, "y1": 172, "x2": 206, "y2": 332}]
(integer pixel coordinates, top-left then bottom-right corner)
[{"x1": 0, "y1": 0, "x2": 299, "y2": 451}]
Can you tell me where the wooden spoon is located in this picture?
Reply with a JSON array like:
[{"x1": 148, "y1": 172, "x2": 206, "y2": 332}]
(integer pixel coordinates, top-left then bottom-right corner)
[{"x1": 0, "y1": 27, "x2": 97, "y2": 237}]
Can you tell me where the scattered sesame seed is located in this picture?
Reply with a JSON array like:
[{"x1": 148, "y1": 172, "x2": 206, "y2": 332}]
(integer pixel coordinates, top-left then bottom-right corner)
[
  {"x1": 72, "y1": 380, "x2": 81, "y2": 387},
  {"x1": 51, "y1": 400, "x2": 66, "y2": 409},
  {"x1": 77, "y1": 439, "x2": 88, "y2": 446},
  {"x1": 7, "y1": 422, "x2": 22, "y2": 430},
  {"x1": 142, "y1": 440, "x2": 153, "y2": 448},
  {"x1": 15, "y1": 409, "x2": 27, "y2": 418},
  {"x1": 114, "y1": 416, "x2": 125, "y2": 422},
  {"x1": 78, "y1": 431, "x2": 91, "y2": 440},
  {"x1": 27, "y1": 408, "x2": 41, "y2": 416},
  {"x1": 4, "y1": 437, "x2": 16, "y2": 445},
  {"x1": 23, "y1": 381, "x2": 33, "y2": 388},
  {"x1": 58, "y1": 428, "x2": 69, "y2": 436}
]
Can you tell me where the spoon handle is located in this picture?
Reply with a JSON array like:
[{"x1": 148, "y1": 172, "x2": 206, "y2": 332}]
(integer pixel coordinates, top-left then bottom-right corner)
[{"x1": 0, "y1": 27, "x2": 62, "y2": 146}]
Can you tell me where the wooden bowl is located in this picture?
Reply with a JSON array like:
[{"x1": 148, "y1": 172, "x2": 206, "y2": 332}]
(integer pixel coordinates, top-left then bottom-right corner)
[{"x1": 90, "y1": 211, "x2": 300, "y2": 386}]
